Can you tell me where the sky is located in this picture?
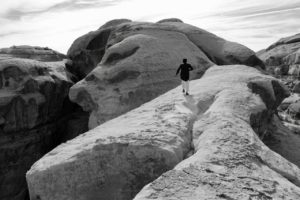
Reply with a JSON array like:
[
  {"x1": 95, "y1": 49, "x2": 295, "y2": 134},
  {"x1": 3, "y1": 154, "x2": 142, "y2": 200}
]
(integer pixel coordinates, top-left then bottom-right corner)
[{"x1": 0, "y1": 0, "x2": 299, "y2": 54}]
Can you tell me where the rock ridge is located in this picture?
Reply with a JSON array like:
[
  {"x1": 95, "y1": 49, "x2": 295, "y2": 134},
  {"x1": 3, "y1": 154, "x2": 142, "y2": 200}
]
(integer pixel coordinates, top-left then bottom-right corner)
[{"x1": 26, "y1": 65, "x2": 300, "y2": 200}]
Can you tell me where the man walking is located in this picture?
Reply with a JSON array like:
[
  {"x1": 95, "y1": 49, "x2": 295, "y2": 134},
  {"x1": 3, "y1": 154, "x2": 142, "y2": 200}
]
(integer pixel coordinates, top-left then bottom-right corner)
[{"x1": 176, "y1": 58, "x2": 193, "y2": 95}]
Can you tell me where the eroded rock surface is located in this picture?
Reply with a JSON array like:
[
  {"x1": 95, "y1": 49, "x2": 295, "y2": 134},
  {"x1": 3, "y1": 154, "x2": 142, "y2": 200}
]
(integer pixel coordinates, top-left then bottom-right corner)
[
  {"x1": 70, "y1": 30, "x2": 214, "y2": 129},
  {"x1": 67, "y1": 19, "x2": 264, "y2": 79},
  {"x1": 0, "y1": 56, "x2": 87, "y2": 200},
  {"x1": 69, "y1": 19, "x2": 264, "y2": 129},
  {"x1": 66, "y1": 19, "x2": 132, "y2": 78},
  {"x1": 26, "y1": 65, "x2": 300, "y2": 200},
  {"x1": 134, "y1": 66, "x2": 300, "y2": 200}
]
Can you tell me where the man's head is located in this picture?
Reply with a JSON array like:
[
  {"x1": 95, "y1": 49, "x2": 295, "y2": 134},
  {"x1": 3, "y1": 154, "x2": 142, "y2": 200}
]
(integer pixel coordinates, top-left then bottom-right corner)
[{"x1": 183, "y1": 58, "x2": 187, "y2": 63}]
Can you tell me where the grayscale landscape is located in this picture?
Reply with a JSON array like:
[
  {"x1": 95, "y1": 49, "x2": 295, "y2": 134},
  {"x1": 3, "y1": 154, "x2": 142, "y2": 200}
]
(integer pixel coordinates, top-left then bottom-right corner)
[{"x1": 0, "y1": 0, "x2": 300, "y2": 200}]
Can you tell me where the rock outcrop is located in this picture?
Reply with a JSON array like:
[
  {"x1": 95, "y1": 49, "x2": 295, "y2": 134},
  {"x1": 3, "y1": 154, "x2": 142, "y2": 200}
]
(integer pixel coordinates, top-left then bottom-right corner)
[
  {"x1": 66, "y1": 19, "x2": 132, "y2": 79},
  {"x1": 68, "y1": 19, "x2": 264, "y2": 129},
  {"x1": 0, "y1": 47, "x2": 88, "y2": 200},
  {"x1": 67, "y1": 19, "x2": 264, "y2": 79},
  {"x1": 27, "y1": 65, "x2": 300, "y2": 200},
  {"x1": 0, "y1": 45, "x2": 66, "y2": 62},
  {"x1": 69, "y1": 29, "x2": 214, "y2": 128},
  {"x1": 258, "y1": 33, "x2": 300, "y2": 75},
  {"x1": 258, "y1": 33, "x2": 300, "y2": 142}
]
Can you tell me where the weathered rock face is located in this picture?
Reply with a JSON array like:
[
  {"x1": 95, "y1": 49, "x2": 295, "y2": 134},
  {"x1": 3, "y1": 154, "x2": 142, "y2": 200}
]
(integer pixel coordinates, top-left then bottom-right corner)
[
  {"x1": 66, "y1": 19, "x2": 132, "y2": 79},
  {"x1": 258, "y1": 33, "x2": 300, "y2": 75},
  {"x1": 0, "y1": 54, "x2": 87, "y2": 200},
  {"x1": 27, "y1": 65, "x2": 300, "y2": 200},
  {"x1": 67, "y1": 18, "x2": 264, "y2": 79},
  {"x1": 70, "y1": 30, "x2": 214, "y2": 129},
  {"x1": 0, "y1": 45, "x2": 66, "y2": 62},
  {"x1": 68, "y1": 19, "x2": 264, "y2": 129}
]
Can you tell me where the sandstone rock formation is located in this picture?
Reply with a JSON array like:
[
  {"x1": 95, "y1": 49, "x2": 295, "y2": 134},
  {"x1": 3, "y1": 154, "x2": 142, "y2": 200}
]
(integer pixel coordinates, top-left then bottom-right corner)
[
  {"x1": 67, "y1": 19, "x2": 264, "y2": 79},
  {"x1": 69, "y1": 30, "x2": 214, "y2": 129},
  {"x1": 0, "y1": 47, "x2": 88, "y2": 200},
  {"x1": 66, "y1": 19, "x2": 132, "y2": 79},
  {"x1": 68, "y1": 19, "x2": 264, "y2": 129},
  {"x1": 258, "y1": 33, "x2": 300, "y2": 140},
  {"x1": 0, "y1": 45, "x2": 66, "y2": 62},
  {"x1": 27, "y1": 65, "x2": 300, "y2": 200},
  {"x1": 258, "y1": 33, "x2": 300, "y2": 75}
]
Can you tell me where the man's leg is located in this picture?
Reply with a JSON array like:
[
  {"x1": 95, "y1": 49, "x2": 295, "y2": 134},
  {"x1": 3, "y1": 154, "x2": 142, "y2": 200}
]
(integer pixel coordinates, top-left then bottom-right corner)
[
  {"x1": 181, "y1": 80, "x2": 185, "y2": 93},
  {"x1": 186, "y1": 81, "x2": 189, "y2": 93}
]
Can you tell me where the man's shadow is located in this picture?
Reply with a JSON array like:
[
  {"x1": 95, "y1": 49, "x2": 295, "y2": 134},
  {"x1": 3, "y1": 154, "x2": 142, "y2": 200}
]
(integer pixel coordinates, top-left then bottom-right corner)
[{"x1": 182, "y1": 94, "x2": 198, "y2": 114}]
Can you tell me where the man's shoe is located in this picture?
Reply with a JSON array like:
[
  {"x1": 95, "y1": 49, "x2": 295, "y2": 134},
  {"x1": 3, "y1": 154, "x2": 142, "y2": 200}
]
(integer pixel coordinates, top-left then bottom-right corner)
[{"x1": 186, "y1": 92, "x2": 189, "y2": 95}]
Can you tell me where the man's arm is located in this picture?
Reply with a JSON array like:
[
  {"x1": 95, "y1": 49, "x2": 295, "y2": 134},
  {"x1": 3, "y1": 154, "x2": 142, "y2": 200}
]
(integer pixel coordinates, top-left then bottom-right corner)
[
  {"x1": 176, "y1": 65, "x2": 181, "y2": 75},
  {"x1": 189, "y1": 64, "x2": 193, "y2": 71}
]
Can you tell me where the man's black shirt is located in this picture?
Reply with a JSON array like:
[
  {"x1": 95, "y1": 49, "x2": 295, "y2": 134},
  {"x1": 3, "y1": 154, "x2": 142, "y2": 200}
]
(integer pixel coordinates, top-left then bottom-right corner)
[{"x1": 176, "y1": 63, "x2": 193, "y2": 81}]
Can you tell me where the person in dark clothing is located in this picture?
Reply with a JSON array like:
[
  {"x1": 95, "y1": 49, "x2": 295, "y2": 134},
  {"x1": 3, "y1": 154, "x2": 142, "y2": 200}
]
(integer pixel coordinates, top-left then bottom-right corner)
[{"x1": 176, "y1": 58, "x2": 193, "y2": 95}]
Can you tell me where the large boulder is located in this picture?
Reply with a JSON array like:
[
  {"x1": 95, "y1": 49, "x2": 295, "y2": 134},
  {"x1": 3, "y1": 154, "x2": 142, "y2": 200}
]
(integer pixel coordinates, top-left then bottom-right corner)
[
  {"x1": 68, "y1": 19, "x2": 264, "y2": 129},
  {"x1": 69, "y1": 30, "x2": 214, "y2": 128},
  {"x1": 0, "y1": 53, "x2": 87, "y2": 200},
  {"x1": 67, "y1": 19, "x2": 264, "y2": 79},
  {"x1": 26, "y1": 65, "x2": 300, "y2": 200},
  {"x1": 278, "y1": 93, "x2": 300, "y2": 111}
]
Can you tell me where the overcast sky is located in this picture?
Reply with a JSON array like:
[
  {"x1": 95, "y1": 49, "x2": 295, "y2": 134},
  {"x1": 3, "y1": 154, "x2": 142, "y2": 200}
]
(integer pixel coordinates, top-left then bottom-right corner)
[{"x1": 0, "y1": 0, "x2": 299, "y2": 54}]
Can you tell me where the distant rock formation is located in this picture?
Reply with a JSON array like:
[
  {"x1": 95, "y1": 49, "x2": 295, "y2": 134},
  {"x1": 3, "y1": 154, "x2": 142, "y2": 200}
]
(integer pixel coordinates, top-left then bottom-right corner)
[
  {"x1": 67, "y1": 18, "x2": 264, "y2": 79},
  {"x1": 258, "y1": 33, "x2": 300, "y2": 75},
  {"x1": 156, "y1": 18, "x2": 183, "y2": 23},
  {"x1": 68, "y1": 18, "x2": 264, "y2": 128},
  {"x1": 0, "y1": 45, "x2": 66, "y2": 62},
  {"x1": 27, "y1": 65, "x2": 300, "y2": 200},
  {"x1": 0, "y1": 46, "x2": 88, "y2": 200}
]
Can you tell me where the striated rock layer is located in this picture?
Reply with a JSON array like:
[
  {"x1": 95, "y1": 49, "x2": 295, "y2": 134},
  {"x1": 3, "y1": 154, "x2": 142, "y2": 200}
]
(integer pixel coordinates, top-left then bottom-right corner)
[
  {"x1": 68, "y1": 18, "x2": 264, "y2": 129},
  {"x1": 26, "y1": 65, "x2": 300, "y2": 200},
  {"x1": 0, "y1": 47, "x2": 87, "y2": 200}
]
